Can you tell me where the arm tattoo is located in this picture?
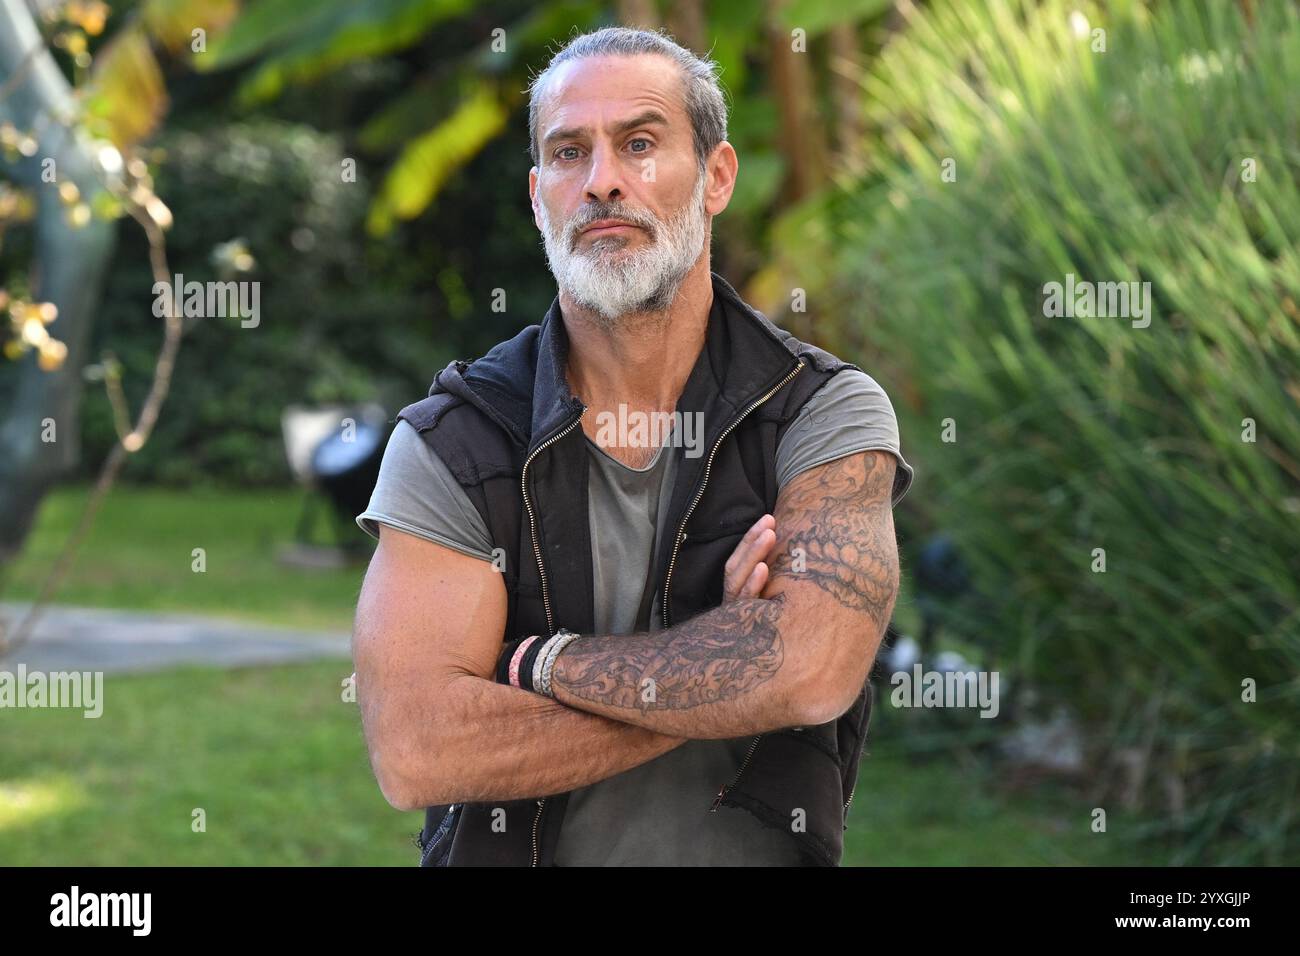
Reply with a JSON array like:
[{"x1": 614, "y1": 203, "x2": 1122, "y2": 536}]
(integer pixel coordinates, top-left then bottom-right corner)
[
  {"x1": 549, "y1": 452, "x2": 896, "y2": 725},
  {"x1": 552, "y1": 594, "x2": 787, "y2": 714},
  {"x1": 770, "y1": 451, "x2": 899, "y2": 619}
]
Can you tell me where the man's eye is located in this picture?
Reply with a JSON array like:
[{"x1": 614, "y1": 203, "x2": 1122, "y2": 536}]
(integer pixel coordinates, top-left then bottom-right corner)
[
  {"x1": 556, "y1": 147, "x2": 580, "y2": 161},
  {"x1": 629, "y1": 138, "x2": 651, "y2": 152}
]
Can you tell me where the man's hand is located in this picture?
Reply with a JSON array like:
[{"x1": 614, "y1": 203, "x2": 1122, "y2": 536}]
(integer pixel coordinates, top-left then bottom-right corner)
[{"x1": 723, "y1": 514, "x2": 778, "y2": 603}]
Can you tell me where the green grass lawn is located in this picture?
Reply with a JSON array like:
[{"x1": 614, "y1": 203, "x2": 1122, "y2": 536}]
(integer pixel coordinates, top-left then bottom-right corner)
[
  {"x1": 0, "y1": 482, "x2": 1136, "y2": 865},
  {"x1": 0, "y1": 654, "x2": 1133, "y2": 866},
  {"x1": 2, "y1": 484, "x2": 368, "y2": 632},
  {"x1": 0, "y1": 659, "x2": 418, "y2": 865}
]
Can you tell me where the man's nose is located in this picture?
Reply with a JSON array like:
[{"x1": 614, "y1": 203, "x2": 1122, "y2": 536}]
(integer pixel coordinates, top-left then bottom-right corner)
[{"x1": 583, "y1": 139, "x2": 626, "y2": 203}]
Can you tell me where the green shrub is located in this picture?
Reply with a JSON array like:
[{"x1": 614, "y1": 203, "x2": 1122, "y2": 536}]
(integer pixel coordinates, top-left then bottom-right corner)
[{"x1": 824, "y1": 0, "x2": 1300, "y2": 863}]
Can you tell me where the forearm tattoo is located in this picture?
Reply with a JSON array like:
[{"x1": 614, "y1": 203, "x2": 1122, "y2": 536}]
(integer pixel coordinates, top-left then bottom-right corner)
[
  {"x1": 551, "y1": 452, "x2": 897, "y2": 717},
  {"x1": 552, "y1": 594, "x2": 786, "y2": 714}
]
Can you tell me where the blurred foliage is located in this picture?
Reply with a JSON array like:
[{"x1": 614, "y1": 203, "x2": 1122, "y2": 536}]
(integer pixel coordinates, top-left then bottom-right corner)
[
  {"x1": 79, "y1": 120, "x2": 427, "y2": 484},
  {"x1": 194, "y1": 0, "x2": 606, "y2": 235},
  {"x1": 71, "y1": 107, "x2": 560, "y2": 485},
  {"x1": 804, "y1": 0, "x2": 1300, "y2": 864},
  {"x1": 80, "y1": 0, "x2": 240, "y2": 146},
  {"x1": 366, "y1": 78, "x2": 510, "y2": 234},
  {"x1": 1, "y1": 290, "x2": 66, "y2": 369}
]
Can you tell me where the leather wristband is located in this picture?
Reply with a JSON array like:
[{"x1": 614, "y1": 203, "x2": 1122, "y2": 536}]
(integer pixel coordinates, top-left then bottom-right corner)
[{"x1": 496, "y1": 634, "x2": 545, "y2": 689}]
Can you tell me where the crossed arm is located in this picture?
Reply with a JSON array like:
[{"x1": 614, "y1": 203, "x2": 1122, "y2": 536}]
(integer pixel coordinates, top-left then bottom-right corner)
[
  {"x1": 548, "y1": 449, "x2": 901, "y2": 737},
  {"x1": 353, "y1": 449, "x2": 900, "y2": 810}
]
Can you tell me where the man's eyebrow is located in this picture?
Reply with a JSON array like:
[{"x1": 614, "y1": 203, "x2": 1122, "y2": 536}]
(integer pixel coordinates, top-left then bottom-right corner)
[{"x1": 542, "y1": 110, "x2": 670, "y2": 148}]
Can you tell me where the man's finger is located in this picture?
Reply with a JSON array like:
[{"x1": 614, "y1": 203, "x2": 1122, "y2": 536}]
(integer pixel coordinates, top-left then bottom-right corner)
[
  {"x1": 725, "y1": 515, "x2": 773, "y2": 575},
  {"x1": 724, "y1": 516, "x2": 777, "y2": 600}
]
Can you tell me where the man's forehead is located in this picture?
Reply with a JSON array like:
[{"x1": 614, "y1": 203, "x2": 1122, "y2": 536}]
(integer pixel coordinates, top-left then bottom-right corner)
[{"x1": 540, "y1": 55, "x2": 685, "y2": 129}]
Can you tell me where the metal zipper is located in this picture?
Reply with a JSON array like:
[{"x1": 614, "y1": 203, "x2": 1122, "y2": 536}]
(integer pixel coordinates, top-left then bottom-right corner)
[
  {"x1": 419, "y1": 804, "x2": 458, "y2": 866},
  {"x1": 661, "y1": 359, "x2": 805, "y2": 629},
  {"x1": 530, "y1": 798, "x2": 545, "y2": 866},
  {"x1": 521, "y1": 408, "x2": 586, "y2": 636},
  {"x1": 710, "y1": 733, "x2": 763, "y2": 811},
  {"x1": 520, "y1": 406, "x2": 585, "y2": 867},
  {"x1": 846, "y1": 685, "x2": 873, "y2": 814}
]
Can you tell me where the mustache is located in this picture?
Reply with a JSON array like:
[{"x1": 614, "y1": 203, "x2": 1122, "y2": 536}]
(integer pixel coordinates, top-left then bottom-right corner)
[{"x1": 567, "y1": 205, "x2": 658, "y2": 244}]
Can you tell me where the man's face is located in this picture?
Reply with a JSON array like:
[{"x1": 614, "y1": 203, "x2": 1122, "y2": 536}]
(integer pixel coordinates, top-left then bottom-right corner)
[{"x1": 530, "y1": 54, "x2": 712, "y2": 324}]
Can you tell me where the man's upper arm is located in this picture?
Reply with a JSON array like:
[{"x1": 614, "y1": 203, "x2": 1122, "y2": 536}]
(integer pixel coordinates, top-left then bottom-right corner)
[
  {"x1": 762, "y1": 449, "x2": 901, "y2": 724},
  {"x1": 352, "y1": 522, "x2": 507, "y2": 804},
  {"x1": 351, "y1": 419, "x2": 497, "y2": 731}
]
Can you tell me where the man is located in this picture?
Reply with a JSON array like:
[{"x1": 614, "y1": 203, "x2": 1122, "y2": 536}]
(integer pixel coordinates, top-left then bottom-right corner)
[{"x1": 352, "y1": 26, "x2": 914, "y2": 866}]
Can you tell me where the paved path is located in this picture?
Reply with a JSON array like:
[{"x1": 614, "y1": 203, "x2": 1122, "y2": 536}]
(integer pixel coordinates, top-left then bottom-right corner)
[{"x1": 0, "y1": 603, "x2": 351, "y2": 674}]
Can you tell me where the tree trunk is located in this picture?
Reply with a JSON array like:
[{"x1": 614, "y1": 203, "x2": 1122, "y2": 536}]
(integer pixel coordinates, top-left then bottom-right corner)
[
  {"x1": 827, "y1": 22, "x2": 865, "y2": 175},
  {"x1": 667, "y1": 0, "x2": 707, "y2": 53},
  {"x1": 0, "y1": 0, "x2": 116, "y2": 562},
  {"x1": 617, "y1": 0, "x2": 660, "y2": 29},
  {"x1": 766, "y1": 0, "x2": 828, "y2": 204}
]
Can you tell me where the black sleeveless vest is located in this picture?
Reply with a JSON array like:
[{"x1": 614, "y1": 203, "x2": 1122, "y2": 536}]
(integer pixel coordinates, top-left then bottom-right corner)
[{"x1": 397, "y1": 271, "x2": 884, "y2": 866}]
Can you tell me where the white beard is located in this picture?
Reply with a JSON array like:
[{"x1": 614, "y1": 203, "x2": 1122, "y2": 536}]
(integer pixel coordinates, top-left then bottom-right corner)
[{"x1": 538, "y1": 169, "x2": 709, "y2": 326}]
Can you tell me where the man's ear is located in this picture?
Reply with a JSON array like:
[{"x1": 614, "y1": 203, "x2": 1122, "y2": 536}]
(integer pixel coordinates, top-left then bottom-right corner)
[
  {"x1": 704, "y1": 142, "x2": 739, "y2": 217},
  {"x1": 528, "y1": 166, "x2": 541, "y2": 229}
]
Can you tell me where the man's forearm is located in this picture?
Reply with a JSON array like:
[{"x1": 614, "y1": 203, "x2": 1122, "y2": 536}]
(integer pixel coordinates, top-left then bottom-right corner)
[
  {"x1": 386, "y1": 673, "x2": 687, "y2": 807},
  {"x1": 546, "y1": 594, "x2": 806, "y2": 739}
]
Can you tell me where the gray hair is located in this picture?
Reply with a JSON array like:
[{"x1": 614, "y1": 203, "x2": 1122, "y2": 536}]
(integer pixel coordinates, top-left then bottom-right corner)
[{"x1": 526, "y1": 26, "x2": 729, "y2": 170}]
